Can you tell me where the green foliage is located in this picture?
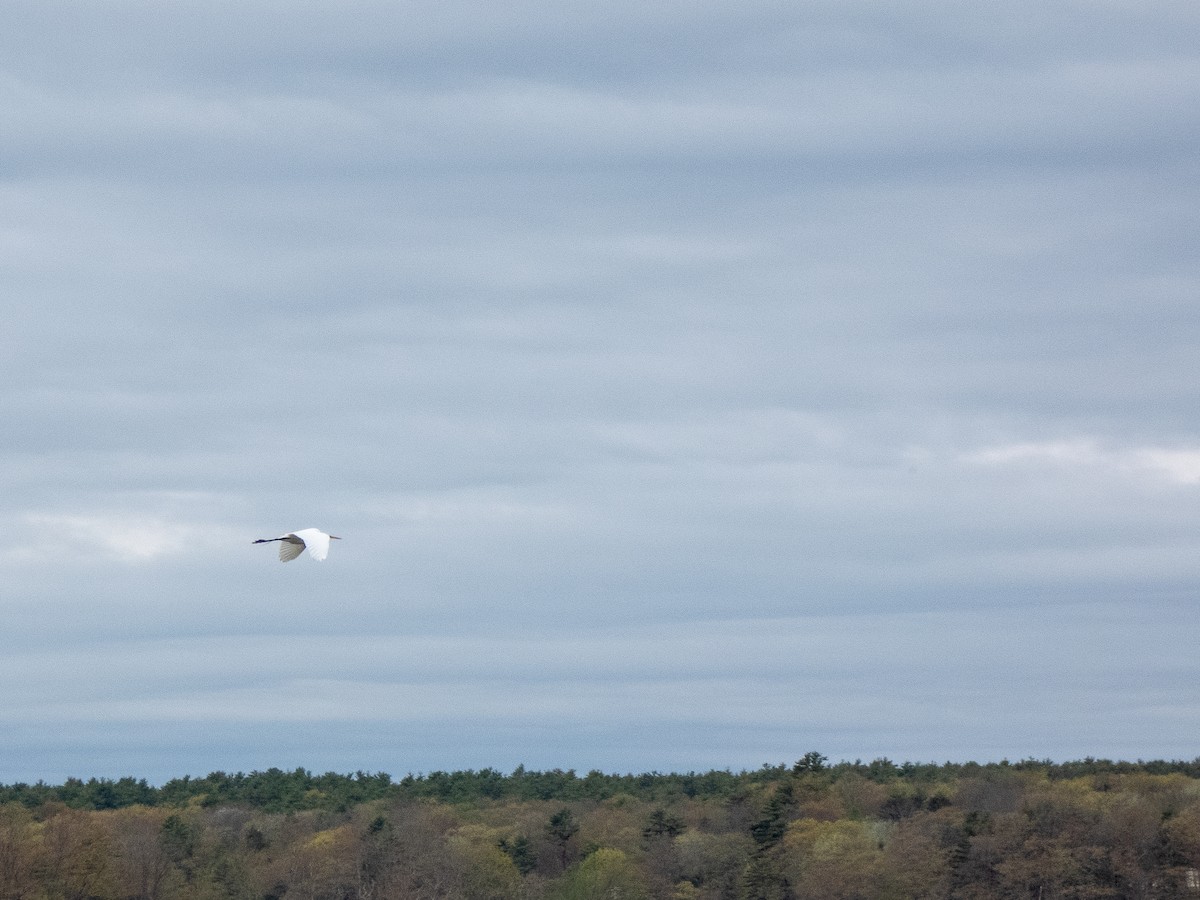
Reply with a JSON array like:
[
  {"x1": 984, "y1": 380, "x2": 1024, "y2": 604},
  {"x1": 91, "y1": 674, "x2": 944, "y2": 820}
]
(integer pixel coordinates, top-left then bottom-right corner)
[
  {"x1": 4, "y1": 755, "x2": 1200, "y2": 811},
  {"x1": 6, "y1": 776, "x2": 158, "y2": 810},
  {"x1": 643, "y1": 807, "x2": 686, "y2": 840},
  {"x1": 792, "y1": 751, "x2": 828, "y2": 774},
  {"x1": 3, "y1": 758, "x2": 1200, "y2": 899},
  {"x1": 546, "y1": 807, "x2": 581, "y2": 870},
  {"x1": 556, "y1": 848, "x2": 648, "y2": 900},
  {"x1": 547, "y1": 807, "x2": 580, "y2": 841},
  {"x1": 499, "y1": 833, "x2": 537, "y2": 874},
  {"x1": 161, "y1": 814, "x2": 197, "y2": 865},
  {"x1": 750, "y1": 782, "x2": 794, "y2": 848}
]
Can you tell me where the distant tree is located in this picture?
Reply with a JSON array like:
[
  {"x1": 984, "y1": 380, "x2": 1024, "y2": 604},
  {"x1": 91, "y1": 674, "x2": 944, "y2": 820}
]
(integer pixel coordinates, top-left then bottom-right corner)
[
  {"x1": 37, "y1": 808, "x2": 116, "y2": 900},
  {"x1": 1162, "y1": 802, "x2": 1200, "y2": 869},
  {"x1": 675, "y1": 831, "x2": 754, "y2": 898},
  {"x1": 108, "y1": 807, "x2": 174, "y2": 900},
  {"x1": 833, "y1": 773, "x2": 887, "y2": 819},
  {"x1": 643, "y1": 808, "x2": 687, "y2": 841},
  {"x1": 877, "y1": 813, "x2": 953, "y2": 898},
  {"x1": 865, "y1": 757, "x2": 899, "y2": 782},
  {"x1": 0, "y1": 803, "x2": 38, "y2": 899},
  {"x1": 792, "y1": 752, "x2": 827, "y2": 775},
  {"x1": 499, "y1": 833, "x2": 538, "y2": 875},
  {"x1": 270, "y1": 824, "x2": 359, "y2": 900},
  {"x1": 355, "y1": 800, "x2": 462, "y2": 898},
  {"x1": 244, "y1": 824, "x2": 269, "y2": 852},
  {"x1": 160, "y1": 813, "x2": 198, "y2": 882},
  {"x1": 750, "y1": 783, "x2": 794, "y2": 848},
  {"x1": 780, "y1": 819, "x2": 883, "y2": 900},
  {"x1": 556, "y1": 848, "x2": 648, "y2": 900},
  {"x1": 992, "y1": 831, "x2": 1086, "y2": 900},
  {"x1": 546, "y1": 808, "x2": 581, "y2": 871},
  {"x1": 476, "y1": 767, "x2": 509, "y2": 800},
  {"x1": 357, "y1": 814, "x2": 397, "y2": 898},
  {"x1": 739, "y1": 854, "x2": 789, "y2": 900},
  {"x1": 446, "y1": 824, "x2": 522, "y2": 899},
  {"x1": 743, "y1": 784, "x2": 798, "y2": 900},
  {"x1": 954, "y1": 772, "x2": 1024, "y2": 815},
  {"x1": 71, "y1": 777, "x2": 157, "y2": 810}
]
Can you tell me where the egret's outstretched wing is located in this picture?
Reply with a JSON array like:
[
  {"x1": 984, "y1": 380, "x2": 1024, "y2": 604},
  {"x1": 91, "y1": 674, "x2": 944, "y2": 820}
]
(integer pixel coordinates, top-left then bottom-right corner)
[
  {"x1": 255, "y1": 528, "x2": 337, "y2": 563},
  {"x1": 293, "y1": 528, "x2": 331, "y2": 561},
  {"x1": 278, "y1": 534, "x2": 306, "y2": 562}
]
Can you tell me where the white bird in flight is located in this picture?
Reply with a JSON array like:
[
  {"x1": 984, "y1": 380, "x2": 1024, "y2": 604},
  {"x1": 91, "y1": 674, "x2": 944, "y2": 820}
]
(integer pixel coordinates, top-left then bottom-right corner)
[{"x1": 253, "y1": 528, "x2": 341, "y2": 562}]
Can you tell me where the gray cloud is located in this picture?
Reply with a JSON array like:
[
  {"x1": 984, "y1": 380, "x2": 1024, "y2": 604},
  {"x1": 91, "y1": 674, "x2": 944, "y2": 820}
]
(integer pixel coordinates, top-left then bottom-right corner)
[{"x1": 2, "y1": 0, "x2": 1199, "y2": 782}]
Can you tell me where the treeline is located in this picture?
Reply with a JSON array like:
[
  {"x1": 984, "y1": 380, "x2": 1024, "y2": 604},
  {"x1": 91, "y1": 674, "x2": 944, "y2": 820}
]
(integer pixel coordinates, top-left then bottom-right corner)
[
  {"x1": 2, "y1": 755, "x2": 1200, "y2": 898},
  {"x1": 5, "y1": 756, "x2": 1200, "y2": 813}
]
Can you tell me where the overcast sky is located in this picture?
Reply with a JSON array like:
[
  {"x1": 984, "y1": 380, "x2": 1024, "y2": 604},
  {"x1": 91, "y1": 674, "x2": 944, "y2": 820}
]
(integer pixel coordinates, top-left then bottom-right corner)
[{"x1": 2, "y1": 0, "x2": 1199, "y2": 784}]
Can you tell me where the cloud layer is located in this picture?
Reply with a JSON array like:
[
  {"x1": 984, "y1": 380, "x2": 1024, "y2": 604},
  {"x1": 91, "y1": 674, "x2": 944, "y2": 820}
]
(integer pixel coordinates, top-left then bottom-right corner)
[{"x1": 2, "y1": 0, "x2": 1199, "y2": 782}]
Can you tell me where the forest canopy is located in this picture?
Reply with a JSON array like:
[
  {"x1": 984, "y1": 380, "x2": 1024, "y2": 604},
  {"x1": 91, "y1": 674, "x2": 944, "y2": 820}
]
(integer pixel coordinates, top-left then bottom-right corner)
[
  {"x1": 3, "y1": 756, "x2": 1200, "y2": 899},
  {"x1": 4, "y1": 756, "x2": 1200, "y2": 812}
]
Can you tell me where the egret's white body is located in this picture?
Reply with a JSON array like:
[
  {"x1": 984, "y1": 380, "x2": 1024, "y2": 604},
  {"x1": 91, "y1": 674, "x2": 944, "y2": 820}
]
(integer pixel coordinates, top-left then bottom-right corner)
[{"x1": 253, "y1": 528, "x2": 341, "y2": 562}]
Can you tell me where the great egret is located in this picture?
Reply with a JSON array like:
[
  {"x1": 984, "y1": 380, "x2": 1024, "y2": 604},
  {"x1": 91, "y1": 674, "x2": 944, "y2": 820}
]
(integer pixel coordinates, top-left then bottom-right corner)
[{"x1": 253, "y1": 528, "x2": 341, "y2": 562}]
